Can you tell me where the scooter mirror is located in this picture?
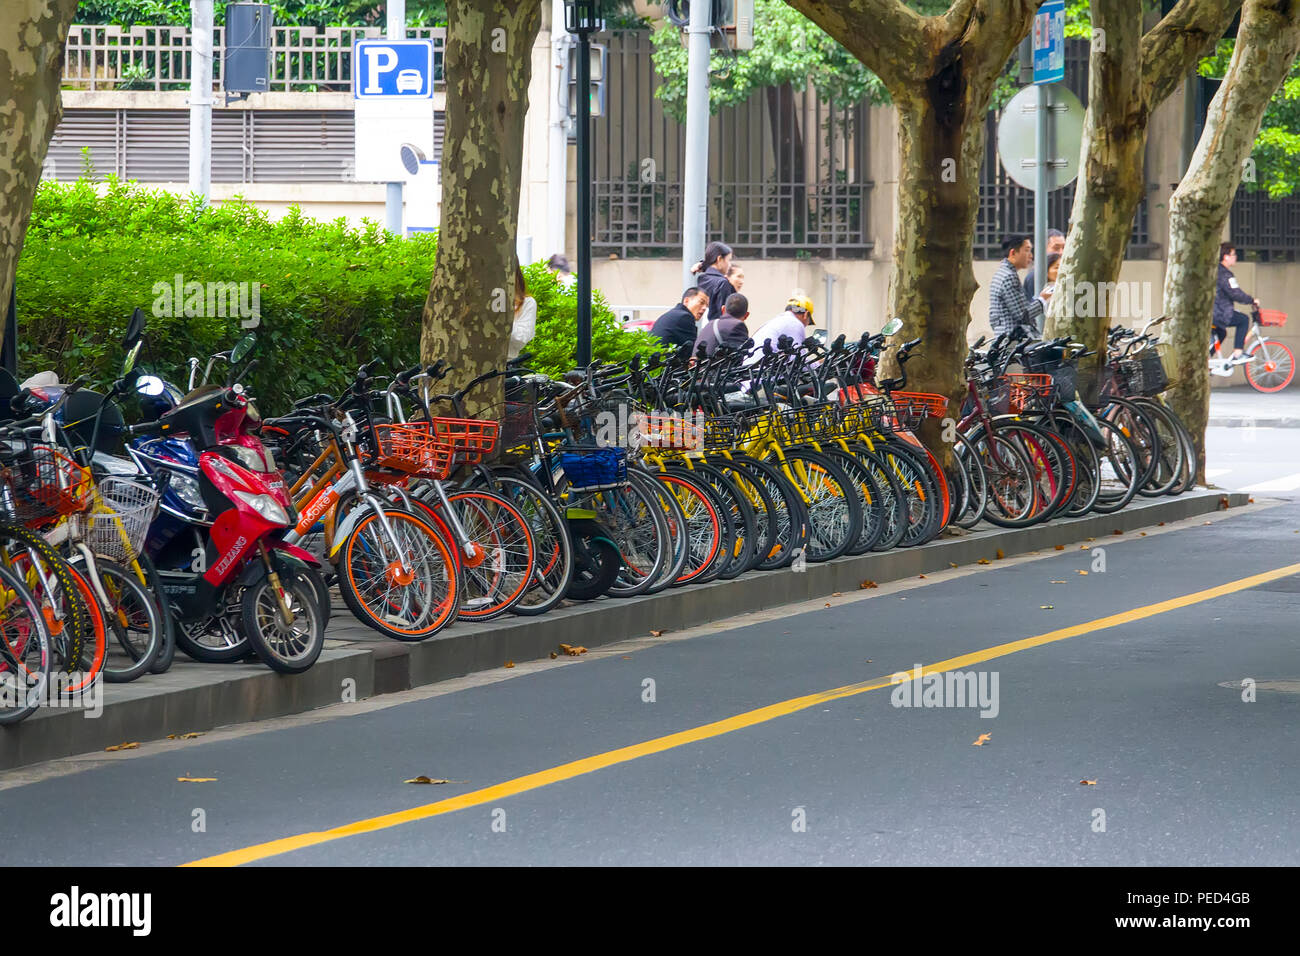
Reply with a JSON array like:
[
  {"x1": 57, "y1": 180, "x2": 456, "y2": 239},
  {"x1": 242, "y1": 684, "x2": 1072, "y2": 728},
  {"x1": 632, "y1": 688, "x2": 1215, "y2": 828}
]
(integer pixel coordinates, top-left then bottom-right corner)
[
  {"x1": 136, "y1": 374, "x2": 166, "y2": 397},
  {"x1": 123, "y1": 340, "x2": 144, "y2": 375},
  {"x1": 121, "y1": 306, "x2": 147, "y2": 350},
  {"x1": 230, "y1": 333, "x2": 257, "y2": 365},
  {"x1": 881, "y1": 317, "x2": 904, "y2": 336}
]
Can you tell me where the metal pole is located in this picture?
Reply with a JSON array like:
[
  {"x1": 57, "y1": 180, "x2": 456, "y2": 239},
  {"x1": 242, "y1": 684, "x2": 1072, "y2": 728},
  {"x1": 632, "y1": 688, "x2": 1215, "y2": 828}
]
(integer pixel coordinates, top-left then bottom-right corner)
[
  {"x1": 386, "y1": 0, "x2": 406, "y2": 235},
  {"x1": 188, "y1": 0, "x2": 213, "y2": 202},
  {"x1": 681, "y1": 0, "x2": 711, "y2": 290},
  {"x1": 1034, "y1": 82, "x2": 1049, "y2": 297},
  {"x1": 548, "y1": 0, "x2": 570, "y2": 259},
  {"x1": 575, "y1": 29, "x2": 593, "y2": 367}
]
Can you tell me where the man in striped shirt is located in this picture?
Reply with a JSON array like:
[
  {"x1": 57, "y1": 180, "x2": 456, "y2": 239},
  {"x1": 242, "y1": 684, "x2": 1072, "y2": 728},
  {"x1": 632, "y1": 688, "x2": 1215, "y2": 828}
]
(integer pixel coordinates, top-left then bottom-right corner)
[{"x1": 989, "y1": 235, "x2": 1051, "y2": 339}]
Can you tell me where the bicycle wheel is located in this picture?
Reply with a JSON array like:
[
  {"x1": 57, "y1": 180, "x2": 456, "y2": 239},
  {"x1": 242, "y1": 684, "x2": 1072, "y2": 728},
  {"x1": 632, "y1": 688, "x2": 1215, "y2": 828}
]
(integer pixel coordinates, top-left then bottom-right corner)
[
  {"x1": 654, "y1": 469, "x2": 724, "y2": 585},
  {"x1": 776, "y1": 449, "x2": 862, "y2": 562},
  {"x1": 676, "y1": 461, "x2": 749, "y2": 581},
  {"x1": 951, "y1": 431, "x2": 989, "y2": 529},
  {"x1": 89, "y1": 558, "x2": 163, "y2": 683},
  {"x1": 965, "y1": 427, "x2": 1039, "y2": 527},
  {"x1": 441, "y1": 490, "x2": 535, "y2": 621},
  {"x1": 573, "y1": 475, "x2": 669, "y2": 598},
  {"x1": 464, "y1": 471, "x2": 574, "y2": 617},
  {"x1": 881, "y1": 442, "x2": 944, "y2": 545},
  {"x1": 633, "y1": 470, "x2": 689, "y2": 594},
  {"x1": 1098, "y1": 398, "x2": 1161, "y2": 493},
  {"x1": 845, "y1": 443, "x2": 908, "y2": 551},
  {"x1": 0, "y1": 562, "x2": 51, "y2": 726},
  {"x1": 726, "y1": 455, "x2": 804, "y2": 570},
  {"x1": 1046, "y1": 411, "x2": 1103, "y2": 518},
  {"x1": 707, "y1": 455, "x2": 778, "y2": 575},
  {"x1": 1086, "y1": 418, "x2": 1143, "y2": 514},
  {"x1": 136, "y1": 554, "x2": 176, "y2": 674},
  {"x1": 336, "y1": 507, "x2": 461, "y2": 641},
  {"x1": 1245, "y1": 339, "x2": 1295, "y2": 392},
  {"x1": 821, "y1": 447, "x2": 886, "y2": 555},
  {"x1": 0, "y1": 524, "x2": 89, "y2": 675},
  {"x1": 1128, "y1": 400, "x2": 1183, "y2": 497},
  {"x1": 988, "y1": 422, "x2": 1066, "y2": 524}
]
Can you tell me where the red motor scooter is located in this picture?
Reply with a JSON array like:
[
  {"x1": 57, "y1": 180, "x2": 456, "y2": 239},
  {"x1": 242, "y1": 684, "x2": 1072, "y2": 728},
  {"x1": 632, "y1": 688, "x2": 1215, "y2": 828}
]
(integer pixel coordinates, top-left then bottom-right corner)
[{"x1": 128, "y1": 368, "x2": 325, "y2": 674}]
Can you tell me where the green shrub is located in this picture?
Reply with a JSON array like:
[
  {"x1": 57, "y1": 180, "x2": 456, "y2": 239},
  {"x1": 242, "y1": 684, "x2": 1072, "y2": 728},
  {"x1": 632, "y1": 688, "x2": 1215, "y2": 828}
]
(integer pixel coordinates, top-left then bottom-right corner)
[{"x1": 17, "y1": 177, "x2": 663, "y2": 414}]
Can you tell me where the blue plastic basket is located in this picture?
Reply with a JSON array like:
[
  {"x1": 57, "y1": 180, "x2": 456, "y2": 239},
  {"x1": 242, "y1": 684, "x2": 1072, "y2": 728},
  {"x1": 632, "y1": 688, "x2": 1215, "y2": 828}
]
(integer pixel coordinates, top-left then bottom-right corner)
[{"x1": 560, "y1": 446, "x2": 628, "y2": 490}]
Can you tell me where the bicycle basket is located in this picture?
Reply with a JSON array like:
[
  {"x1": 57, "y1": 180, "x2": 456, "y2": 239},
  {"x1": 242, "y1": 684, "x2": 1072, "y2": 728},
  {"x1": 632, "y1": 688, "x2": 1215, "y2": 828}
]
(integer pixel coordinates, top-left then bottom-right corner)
[
  {"x1": 1003, "y1": 373, "x2": 1053, "y2": 414},
  {"x1": 636, "y1": 411, "x2": 703, "y2": 451},
  {"x1": 429, "y1": 416, "x2": 500, "y2": 464},
  {"x1": 371, "y1": 423, "x2": 455, "y2": 477},
  {"x1": 776, "y1": 403, "x2": 837, "y2": 443},
  {"x1": 563, "y1": 396, "x2": 647, "y2": 448},
  {"x1": 1259, "y1": 309, "x2": 1287, "y2": 327},
  {"x1": 1119, "y1": 353, "x2": 1168, "y2": 397},
  {"x1": 1050, "y1": 363, "x2": 1078, "y2": 403},
  {"x1": 70, "y1": 478, "x2": 161, "y2": 562},
  {"x1": 890, "y1": 391, "x2": 949, "y2": 422},
  {"x1": 560, "y1": 446, "x2": 628, "y2": 491},
  {"x1": 3, "y1": 445, "x2": 92, "y2": 526}
]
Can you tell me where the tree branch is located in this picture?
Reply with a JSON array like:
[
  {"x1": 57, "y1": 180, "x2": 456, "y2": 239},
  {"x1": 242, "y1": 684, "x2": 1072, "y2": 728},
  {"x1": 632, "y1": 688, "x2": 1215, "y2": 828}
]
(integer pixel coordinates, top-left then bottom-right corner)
[
  {"x1": 1142, "y1": 0, "x2": 1244, "y2": 106},
  {"x1": 785, "y1": 0, "x2": 927, "y2": 90}
]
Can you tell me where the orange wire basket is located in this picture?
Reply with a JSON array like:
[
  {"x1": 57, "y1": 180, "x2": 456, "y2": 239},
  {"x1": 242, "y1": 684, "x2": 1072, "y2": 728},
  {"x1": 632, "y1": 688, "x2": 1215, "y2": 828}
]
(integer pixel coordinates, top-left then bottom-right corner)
[
  {"x1": 371, "y1": 424, "x2": 456, "y2": 478},
  {"x1": 4, "y1": 445, "x2": 93, "y2": 527},
  {"x1": 889, "y1": 391, "x2": 950, "y2": 420},
  {"x1": 428, "y1": 417, "x2": 500, "y2": 465},
  {"x1": 634, "y1": 411, "x2": 704, "y2": 451},
  {"x1": 1003, "y1": 373, "x2": 1054, "y2": 413},
  {"x1": 1259, "y1": 309, "x2": 1288, "y2": 327}
]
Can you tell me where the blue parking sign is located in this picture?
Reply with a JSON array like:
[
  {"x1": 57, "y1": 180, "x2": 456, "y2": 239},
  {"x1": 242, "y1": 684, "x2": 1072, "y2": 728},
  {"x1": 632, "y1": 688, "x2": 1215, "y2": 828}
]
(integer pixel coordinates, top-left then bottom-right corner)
[
  {"x1": 353, "y1": 39, "x2": 435, "y2": 98},
  {"x1": 1032, "y1": 0, "x2": 1065, "y2": 85}
]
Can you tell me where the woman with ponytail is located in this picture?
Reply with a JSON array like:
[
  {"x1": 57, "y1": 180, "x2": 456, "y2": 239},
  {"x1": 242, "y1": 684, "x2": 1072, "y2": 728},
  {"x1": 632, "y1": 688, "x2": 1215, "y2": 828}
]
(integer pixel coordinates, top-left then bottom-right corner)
[{"x1": 694, "y1": 241, "x2": 735, "y2": 322}]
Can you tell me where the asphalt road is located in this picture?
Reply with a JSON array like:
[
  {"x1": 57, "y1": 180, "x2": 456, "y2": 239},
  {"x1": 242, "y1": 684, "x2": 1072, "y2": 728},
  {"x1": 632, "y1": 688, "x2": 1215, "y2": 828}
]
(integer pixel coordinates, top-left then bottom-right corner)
[{"x1": 2, "y1": 499, "x2": 1297, "y2": 866}]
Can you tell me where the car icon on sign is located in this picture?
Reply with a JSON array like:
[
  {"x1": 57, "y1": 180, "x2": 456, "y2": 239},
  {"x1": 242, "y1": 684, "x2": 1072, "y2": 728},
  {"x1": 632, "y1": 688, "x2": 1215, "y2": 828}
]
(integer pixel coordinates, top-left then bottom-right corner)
[{"x1": 395, "y1": 69, "x2": 423, "y2": 93}]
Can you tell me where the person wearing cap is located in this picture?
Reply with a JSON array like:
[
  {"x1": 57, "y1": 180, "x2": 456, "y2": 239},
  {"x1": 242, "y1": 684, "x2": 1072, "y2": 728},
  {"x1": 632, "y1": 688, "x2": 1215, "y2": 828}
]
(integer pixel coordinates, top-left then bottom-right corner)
[{"x1": 745, "y1": 295, "x2": 815, "y2": 365}]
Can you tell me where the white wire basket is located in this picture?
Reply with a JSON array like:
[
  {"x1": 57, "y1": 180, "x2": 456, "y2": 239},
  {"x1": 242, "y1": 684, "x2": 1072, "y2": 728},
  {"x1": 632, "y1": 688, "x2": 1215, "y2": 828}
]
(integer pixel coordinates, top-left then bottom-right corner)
[{"x1": 69, "y1": 478, "x2": 161, "y2": 563}]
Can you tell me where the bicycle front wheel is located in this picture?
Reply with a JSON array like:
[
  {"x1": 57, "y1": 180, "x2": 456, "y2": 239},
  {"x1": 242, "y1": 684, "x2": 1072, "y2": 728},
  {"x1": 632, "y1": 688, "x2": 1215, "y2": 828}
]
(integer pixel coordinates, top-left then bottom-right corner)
[{"x1": 0, "y1": 562, "x2": 51, "y2": 726}]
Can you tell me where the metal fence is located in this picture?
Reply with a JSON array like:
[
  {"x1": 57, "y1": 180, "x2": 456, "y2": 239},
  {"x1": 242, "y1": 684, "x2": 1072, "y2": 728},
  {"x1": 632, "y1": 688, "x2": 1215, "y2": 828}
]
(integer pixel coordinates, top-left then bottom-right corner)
[
  {"x1": 975, "y1": 37, "x2": 1154, "y2": 260},
  {"x1": 43, "y1": 108, "x2": 445, "y2": 183},
  {"x1": 1231, "y1": 189, "x2": 1300, "y2": 263},
  {"x1": 593, "y1": 30, "x2": 873, "y2": 260},
  {"x1": 62, "y1": 24, "x2": 445, "y2": 92}
]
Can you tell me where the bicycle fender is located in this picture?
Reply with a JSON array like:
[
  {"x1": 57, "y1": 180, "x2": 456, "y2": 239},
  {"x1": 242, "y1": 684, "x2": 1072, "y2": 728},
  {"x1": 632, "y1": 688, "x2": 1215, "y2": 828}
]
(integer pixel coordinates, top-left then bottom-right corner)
[
  {"x1": 328, "y1": 506, "x2": 368, "y2": 559},
  {"x1": 232, "y1": 548, "x2": 309, "y2": 589}
]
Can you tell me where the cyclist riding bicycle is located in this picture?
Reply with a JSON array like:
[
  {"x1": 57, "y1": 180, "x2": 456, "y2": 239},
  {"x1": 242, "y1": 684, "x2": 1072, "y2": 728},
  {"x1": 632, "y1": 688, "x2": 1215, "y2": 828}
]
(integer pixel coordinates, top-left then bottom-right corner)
[{"x1": 1213, "y1": 242, "x2": 1259, "y2": 366}]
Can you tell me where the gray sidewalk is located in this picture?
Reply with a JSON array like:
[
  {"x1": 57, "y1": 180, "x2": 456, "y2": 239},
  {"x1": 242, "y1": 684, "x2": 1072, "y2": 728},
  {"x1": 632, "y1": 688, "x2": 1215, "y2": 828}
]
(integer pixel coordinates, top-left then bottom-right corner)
[{"x1": 1209, "y1": 386, "x2": 1300, "y2": 428}]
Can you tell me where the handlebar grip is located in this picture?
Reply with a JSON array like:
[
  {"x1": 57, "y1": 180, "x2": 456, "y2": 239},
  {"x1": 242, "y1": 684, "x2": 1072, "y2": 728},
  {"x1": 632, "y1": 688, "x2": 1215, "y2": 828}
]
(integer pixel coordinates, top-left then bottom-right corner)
[{"x1": 396, "y1": 364, "x2": 423, "y2": 384}]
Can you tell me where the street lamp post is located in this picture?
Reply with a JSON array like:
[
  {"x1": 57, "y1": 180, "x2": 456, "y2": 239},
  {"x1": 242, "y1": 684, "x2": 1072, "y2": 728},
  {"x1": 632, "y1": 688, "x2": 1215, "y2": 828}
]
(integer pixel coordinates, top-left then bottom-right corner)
[{"x1": 565, "y1": 0, "x2": 601, "y2": 369}]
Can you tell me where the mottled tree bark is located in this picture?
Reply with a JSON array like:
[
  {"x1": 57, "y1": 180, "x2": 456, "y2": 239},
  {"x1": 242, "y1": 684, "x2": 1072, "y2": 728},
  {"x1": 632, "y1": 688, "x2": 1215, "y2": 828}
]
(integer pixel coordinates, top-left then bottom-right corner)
[
  {"x1": 1164, "y1": 0, "x2": 1300, "y2": 481},
  {"x1": 787, "y1": 0, "x2": 1041, "y2": 419},
  {"x1": 1046, "y1": 0, "x2": 1241, "y2": 364},
  {"x1": 420, "y1": 0, "x2": 542, "y2": 416},
  {"x1": 0, "y1": 1, "x2": 80, "y2": 343}
]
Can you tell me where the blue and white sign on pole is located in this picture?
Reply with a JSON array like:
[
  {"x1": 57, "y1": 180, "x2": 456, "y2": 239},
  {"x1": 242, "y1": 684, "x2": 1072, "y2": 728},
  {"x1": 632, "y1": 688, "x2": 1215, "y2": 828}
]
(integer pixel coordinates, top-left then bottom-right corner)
[
  {"x1": 1032, "y1": 0, "x2": 1065, "y2": 85},
  {"x1": 353, "y1": 38, "x2": 435, "y2": 98}
]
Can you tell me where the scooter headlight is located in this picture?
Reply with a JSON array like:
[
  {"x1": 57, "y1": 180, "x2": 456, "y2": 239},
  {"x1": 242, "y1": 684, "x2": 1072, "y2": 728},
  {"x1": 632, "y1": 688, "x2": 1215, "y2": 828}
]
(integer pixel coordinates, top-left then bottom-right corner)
[
  {"x1": 169, "y1": 472, "x2": 205, "y2": 511},
  {"x1": 232, "y1": 490, "x2": 290, "y2": 526}
]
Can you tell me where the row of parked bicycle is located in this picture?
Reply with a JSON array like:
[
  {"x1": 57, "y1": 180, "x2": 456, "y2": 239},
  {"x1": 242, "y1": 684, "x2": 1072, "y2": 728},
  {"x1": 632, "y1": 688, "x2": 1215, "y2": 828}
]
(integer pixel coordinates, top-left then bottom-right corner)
[{"x1": 0, "y1": 308, "x2": 1193, "y2": 724}]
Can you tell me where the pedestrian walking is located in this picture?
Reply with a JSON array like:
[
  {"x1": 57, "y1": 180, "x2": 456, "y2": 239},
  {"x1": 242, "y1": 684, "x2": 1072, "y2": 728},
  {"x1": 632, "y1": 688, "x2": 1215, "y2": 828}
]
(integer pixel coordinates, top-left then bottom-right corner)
[{"x1": 989, "y1": 235, "x2": 1049, "y2": 340}]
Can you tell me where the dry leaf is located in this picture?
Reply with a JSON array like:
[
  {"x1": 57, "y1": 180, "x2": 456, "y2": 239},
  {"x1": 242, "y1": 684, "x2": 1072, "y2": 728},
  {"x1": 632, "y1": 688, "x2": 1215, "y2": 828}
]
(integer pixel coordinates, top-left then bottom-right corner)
[
  {"x1": 860, "y1": 580, "x2": 878, "y2": 589},
  {"x1": 1054, "y1": 544, "x2": 1065, "y2": 551},
  {"x1": 177, "y1": 777, "x2": 217, "y2": 783},
  {"x1": 504, "y1": 661, "x2": 515, "y2": 668},
  {"x1": 1219, "y1": 496, "x2": 1229, "y2": 509},
  {"x1": 622, "y1": 656, "x2": 631, "y2": 660},
  {"x1": 865, "y1": 659, "x2": 873, "y2": 663},
  {"x1": 1080, "y1": 779, "x2": 1097, "y2": 786},
  {"x1": 972, "y1": 734, "x2": 991, "y2": 746},
  {"x1": 1040, "y1": 605, "x2": 1054, "y2": 610},
  {"x1": 1139, "y1": 532, "x2": 1146, "y2": 537},
  {"x1": 1248, "y1": 497, "x2": 1255, "y2": 504},
  {"x1": 404, "y1": 776, "x2": 450, "y2": 785},
  {"x1": 1050, "y1": 580, "x2": 1066, "y2": 584},
  {"x1": 918, "y1": 574, "x2": 927, "y2": 579},
  {"x1": 549, "y1": 652, "x2": 558, "y2": 659},
  {"x1": 1158, "y1": 521, "x2": 1166, "y2": 526},
  {"x1": 105, "y1": 742, "x2": 139, "y2": 752},
  {"x1": 1086, "y1": 537, "x2": 1095, "y2": 542},
  {"x1": 949, "y1": 562, "x2": 958, "y2": 568},
  {"x1": 824, "y1": 603, "x2": 832, "y2": 608},
  {"x1": 977, "y1": 558, "x2": 990, "y2": 565},
  {"x1": 995, "y1": 549, "x2": 1005, "y2": 560},
  {"x1": 650, "y1": 630, "x2": 663, "y2": 637},
  {"x1": 1077, "y1": 570, "x2": 1088, "y2": 575},
  {"x1": 1112, "y1": 529, "x2": 1123, "y2": 536},
  {"x1": 831, "y1": 592, "x2": 842, "y2": 597},
  {"x1": 558, "y1": 643, "x2": 587, "y2": 656}
]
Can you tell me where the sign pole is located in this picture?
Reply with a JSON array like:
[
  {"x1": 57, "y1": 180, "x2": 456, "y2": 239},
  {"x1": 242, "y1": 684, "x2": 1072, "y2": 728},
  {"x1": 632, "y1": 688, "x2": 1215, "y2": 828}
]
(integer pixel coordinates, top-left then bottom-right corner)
[
  {"x1": 681, "y1": 0, "x2": 711, "y2": 290},
  {"x1": 1034, "y1": 82, "x2": 1048, "y2": 295},
  {"x1": 386, "y1": 0, "x2": 406, "y2": 236}
]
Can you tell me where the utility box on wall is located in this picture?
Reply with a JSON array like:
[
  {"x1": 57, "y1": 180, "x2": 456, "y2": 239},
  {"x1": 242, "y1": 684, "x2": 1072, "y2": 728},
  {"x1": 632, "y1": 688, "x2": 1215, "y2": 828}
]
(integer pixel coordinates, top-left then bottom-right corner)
[{"x1": 224, "y1": 3, "x2": 273, "y2": 93}]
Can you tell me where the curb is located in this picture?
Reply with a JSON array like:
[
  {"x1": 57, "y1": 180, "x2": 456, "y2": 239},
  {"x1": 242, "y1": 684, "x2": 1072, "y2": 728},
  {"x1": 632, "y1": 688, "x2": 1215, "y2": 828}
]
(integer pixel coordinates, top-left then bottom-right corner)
[
  {"x1": 1208, "y1": 417, "x2": 1300, "y2": 429},
  {"x1": 1, "y1": 489, "x2": 1249, "y2": 771}
]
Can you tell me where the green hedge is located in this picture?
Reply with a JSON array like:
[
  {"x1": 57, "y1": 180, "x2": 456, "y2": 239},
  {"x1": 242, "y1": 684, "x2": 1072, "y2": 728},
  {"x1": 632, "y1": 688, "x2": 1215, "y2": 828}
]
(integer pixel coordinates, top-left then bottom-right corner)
[{"x1": 16, "y1": 176, "x2": 664, "y2": 414}]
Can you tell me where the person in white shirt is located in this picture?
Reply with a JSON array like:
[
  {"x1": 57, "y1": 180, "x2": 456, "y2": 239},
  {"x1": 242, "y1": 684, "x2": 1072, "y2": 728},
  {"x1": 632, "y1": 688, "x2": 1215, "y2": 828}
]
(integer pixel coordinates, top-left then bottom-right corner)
[
  {"x1": 745, "y1": 295, "x2": 815, "y2": 365},
  {"x1": 509, "y1": 266, "x2": 537, "y2": 360}
]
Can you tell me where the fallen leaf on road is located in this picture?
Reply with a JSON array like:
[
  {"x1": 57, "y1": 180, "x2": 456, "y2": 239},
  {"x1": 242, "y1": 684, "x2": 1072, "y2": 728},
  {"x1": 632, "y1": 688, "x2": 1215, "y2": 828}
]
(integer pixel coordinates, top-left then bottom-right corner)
[
  {"x1": 105, "y1": 742, "x2": 139, "y2": 752},
  {"x1": 860, "y1": 580, "x2": 878, "y2": 589},
  {"x1": 1054, "y1": 545, "x2": 1065, "y2": 551},
  {"x1": 1158, "y1": 522, "x2": 1165, "y2": 526},
  {"x1": 831, "y1": 592, "x2": 842, "y2": 597},
  {"x1": 622, "y1": 656, "x2": 631, "y2": 660},
  {"x1": 1112, "y1": 529, "x2": 1123, "y2": 536},
  {"x1": 1077, "y1": 570, "x2": 1088, "y2": 575},
  {"x1": 404, "y1": 776, "x2": 450, "y2": 785},
  {"x1": 549, "y1": 652, "x2": 558, "y2": 659},
  {"x1": 504, "y1": 661, "x2": 515, "y2": 668},
  {"x1": 650, "y1": 630, "x2": 663, "y2": 637},
  {"x1": 918, "y1": 574, "x2": 926, "y2": 579},
  {"x1": 995, "y1": 549, "x2": 1005, "y2": 560},
  {"x1": 949, "y1": 562, "x2": 958, "y2": 568},
  {"x1": 1248, "y1": 497, "x2": 1255, "y2": 504},
  {"x1": 177, "y1": 777, "x2": 216, "y2": 783},
  {"x1": 1086, "y1": 537, "x2": 1095, "y2": 542},
  {"x1": 558, "y1": 643, "x2": 587, "y2": 656},
  {"x1": 1080, "y1": 779, "x2": 1097, "y2": 786},
  {"x1": 972, "y1": 734, "x2": 991, "y2": 746},
  {"x1": 1139, "y1": 532, "x2": 1146, "y2": 536},
  {"x1": 865, "y1": 659, "x2": 873, "y2": 663},
  {"x1": 166, "y1": 732, "x2": 205, "y2": 740},
  {"x1": 1219, "y1": 496, "x2": 1229, "y2": 509},
  {"x1": 1051, "y1": 580, "x2": 1066, "y2": 584},
  {"x1": 824, "y1": 603, "x2": 832, "y2": 608},
  {"x1": 977, "y1": 558, "x2": 990, "y2": 565},
  {"x1": 1040, "y1": 605, "x2": 1054, "y2": 610}
]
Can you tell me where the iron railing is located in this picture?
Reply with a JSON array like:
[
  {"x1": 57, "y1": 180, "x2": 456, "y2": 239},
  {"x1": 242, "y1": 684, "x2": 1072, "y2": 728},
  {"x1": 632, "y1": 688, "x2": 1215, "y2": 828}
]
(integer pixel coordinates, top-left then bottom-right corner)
[
  {"x1": 592, "y1": 29, "x2": 874, "y2": 260},
  {"x1": 1230, "y1": 188, "x2": 1300, "y2": 263},
  {"x1": 62, "y1": 24, "x2": 445, "y2": 92}
]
